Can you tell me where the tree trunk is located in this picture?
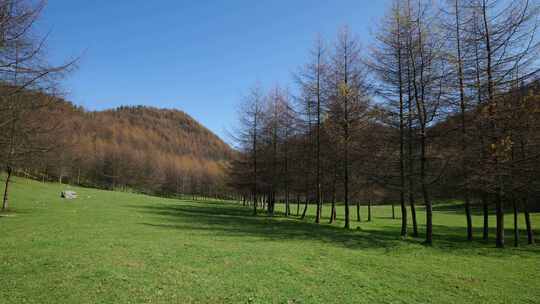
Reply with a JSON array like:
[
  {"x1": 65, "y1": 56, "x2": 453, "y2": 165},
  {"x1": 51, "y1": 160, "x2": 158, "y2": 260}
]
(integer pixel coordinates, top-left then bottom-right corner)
[
  {"x1": 495, "y1": 193, "x2": 504, "y2": 248},
  {"x1": 397, "y1": 9, "x2": 407, "y2": 237},
  {"x1": 465, "y1": 196, "x2": 473, "y2": 241},
  {"x1": 524, "y1": 208, "x2": 534, "y2": 245},
  {"x1": 268, "y1": 192, "x2": 276, "y2": 216},
  {"x1": 285, "y1": 192, "x2": 290, "y2": 217},
  {"x1": 410, "y1": 196, "x2": 418, "y2": 237},
  {"x1": 253, "y1": 192, "x2": 257, "y2": 216},
  {"x1": 368, "y1": 200, "x2": 372, "y2": 222},
  {"x1": 482, "y1": 194, "x2": 489, "y2": 240},
  {"x1": 329, "y1": 203, "x2": 335, "y2": 224},
  {"x1": 356, "y1": 202, "x2": 361, "y2": 222},
  {"x1": 420, "y1": 130, "x2": 432, "y2": 246},
  {"x1": 513, "y1": 199, "x2": 519, "y2": 247},
  {"x1": 296, "y1": 195, "x2": 300, "y2": 216},
  {"x1": 329, "y1": 192, "x2": 336, "y2": 224},
  {"x1": 400, "y1": 198, "x2": 407, "y2": 237},
  {"x1": 301, "y1": 197, "x2": 309, "y2": 219},
  {"x1": 406, "y1": 51, "x2": 417, "y2": 238},
  {"x1": 454, "y1": 0, "x2": 473, "y2": 242},
  {"x1": 329, "y1": 170, "x2": 337, "y2": 224},
  {"x1": 315, "y1": 44, "x2": 323, "y2": 225},
  {"x1": 2, "y1": 166, "x2": 13, "y2": 211},
  {"x1": 344, "y1": 142, "x2": 350, "y2": 229}
]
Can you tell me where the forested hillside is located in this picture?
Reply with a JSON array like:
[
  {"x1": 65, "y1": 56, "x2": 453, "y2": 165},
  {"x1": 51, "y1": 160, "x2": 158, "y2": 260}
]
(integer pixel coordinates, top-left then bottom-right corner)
[{"x1": 2, "y1": 97, "x2": 233, "y2": 197}]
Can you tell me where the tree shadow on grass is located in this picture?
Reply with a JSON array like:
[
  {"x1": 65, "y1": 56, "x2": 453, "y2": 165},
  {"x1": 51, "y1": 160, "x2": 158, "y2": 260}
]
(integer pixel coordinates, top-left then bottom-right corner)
[
  {"x1": 126, "y1": 201, "x2": 540, "y2": 255},
  {"x1": 129, "y1": 202, "x2": 404, "y2": 250}
]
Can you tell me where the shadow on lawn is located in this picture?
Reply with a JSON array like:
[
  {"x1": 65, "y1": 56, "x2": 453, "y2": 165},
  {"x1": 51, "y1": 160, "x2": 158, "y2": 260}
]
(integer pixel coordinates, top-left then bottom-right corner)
[{"x1": 127, "y1": 201, "x2": 539, "y2": 255}]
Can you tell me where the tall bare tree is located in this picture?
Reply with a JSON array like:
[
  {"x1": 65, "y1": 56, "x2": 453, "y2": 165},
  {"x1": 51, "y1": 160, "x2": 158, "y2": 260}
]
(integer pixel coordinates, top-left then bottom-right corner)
[
  {"x1": 327, "y1": 27, "x2": 370, "y2": 229},
  {"x1": 370, "y1": 0, "x2": 409, "y2": 237}
]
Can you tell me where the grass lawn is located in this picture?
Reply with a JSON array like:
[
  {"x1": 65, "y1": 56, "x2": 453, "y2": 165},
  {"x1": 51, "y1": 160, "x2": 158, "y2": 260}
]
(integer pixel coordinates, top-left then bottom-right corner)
[{"x1": 1, "y1": 177, "x2": 539, "y2": 303}]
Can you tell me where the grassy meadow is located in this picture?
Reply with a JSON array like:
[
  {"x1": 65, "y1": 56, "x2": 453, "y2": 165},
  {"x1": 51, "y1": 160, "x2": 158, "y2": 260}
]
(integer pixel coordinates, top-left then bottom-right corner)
[{"x1": 1, "y1": 177, "x2": 539, "y2": 303}]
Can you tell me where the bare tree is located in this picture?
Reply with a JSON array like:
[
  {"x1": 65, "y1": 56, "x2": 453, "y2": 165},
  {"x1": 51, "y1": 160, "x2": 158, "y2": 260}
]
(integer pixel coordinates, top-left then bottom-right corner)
[
  {"x1": 231, "y1": 85, "x2": 265, "y2": 215},
  {"x1": 369, "y1": 0, "x2": 409, "y2": 237},
  {"x1": 295, "y1": 37, "x2": 328, "y2": 223},
  {"x1": 327, "y1": 27, "x2": 370, "y2": 229}
]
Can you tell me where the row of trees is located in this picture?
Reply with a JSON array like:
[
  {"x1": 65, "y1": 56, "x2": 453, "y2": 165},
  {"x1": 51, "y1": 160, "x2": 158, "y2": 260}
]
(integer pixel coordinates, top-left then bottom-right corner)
[{"x1": 228, "y1": 0, "x2": 540, "y2": 247}]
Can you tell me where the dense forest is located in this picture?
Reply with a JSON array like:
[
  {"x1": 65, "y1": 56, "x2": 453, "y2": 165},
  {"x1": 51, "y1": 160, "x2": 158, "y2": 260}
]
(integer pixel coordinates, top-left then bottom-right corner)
[
  {"x1": 228, "y1": 0, "x2": 540, "y2": 247},
  {"x1": 1, "y1": 98, "x2": 233, "y2": 197}
]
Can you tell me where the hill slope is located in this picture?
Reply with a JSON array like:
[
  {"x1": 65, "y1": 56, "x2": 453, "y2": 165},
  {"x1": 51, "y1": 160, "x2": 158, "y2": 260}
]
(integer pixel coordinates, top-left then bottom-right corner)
[{"x1": 19, "y1": 101, "x2": 234, "y2": 195}]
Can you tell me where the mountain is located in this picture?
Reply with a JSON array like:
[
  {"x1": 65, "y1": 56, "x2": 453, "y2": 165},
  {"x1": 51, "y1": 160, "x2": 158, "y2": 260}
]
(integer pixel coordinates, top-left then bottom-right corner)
[{"x1": 18, "y1": 100, "x2": 234, "y2": 196}]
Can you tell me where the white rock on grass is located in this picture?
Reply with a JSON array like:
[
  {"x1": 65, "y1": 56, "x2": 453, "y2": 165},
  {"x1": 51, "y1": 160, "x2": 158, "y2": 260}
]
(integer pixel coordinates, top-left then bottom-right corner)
[{"x1": 61, "y1": 191, "x2": 78, "y2": 200}]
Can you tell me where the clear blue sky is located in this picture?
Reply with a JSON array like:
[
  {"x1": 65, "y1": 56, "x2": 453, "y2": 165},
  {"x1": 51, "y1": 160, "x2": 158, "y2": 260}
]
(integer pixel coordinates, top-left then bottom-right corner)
[{"x1": 39, "y1": 0, "x2": 390, "y2": 142}]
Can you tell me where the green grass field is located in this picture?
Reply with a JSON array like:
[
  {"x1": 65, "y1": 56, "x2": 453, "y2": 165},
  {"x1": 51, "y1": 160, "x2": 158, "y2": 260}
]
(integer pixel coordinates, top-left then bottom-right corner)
[{"x1": 1, "y1": 177, "x2": 539, "y2": 303}]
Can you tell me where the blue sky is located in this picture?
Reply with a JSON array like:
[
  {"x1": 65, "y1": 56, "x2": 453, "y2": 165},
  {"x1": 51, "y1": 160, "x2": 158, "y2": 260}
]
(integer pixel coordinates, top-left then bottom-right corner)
[{"x1": 39, "y1": 0, "x2": 390, "y2": 142}]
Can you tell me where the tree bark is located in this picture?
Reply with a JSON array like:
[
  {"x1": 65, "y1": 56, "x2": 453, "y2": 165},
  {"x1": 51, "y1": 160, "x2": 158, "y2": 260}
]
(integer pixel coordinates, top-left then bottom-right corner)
[
  {"x1": 315, "y1": 45, "x2": 323, "y2": 225},
  {"x1": 284, "y1": 191, "x2": 289, "y2": 216},
  {"x1": 453, "y1": 0, "x2": 473, "y2": 242},
  {"x1": 368, "y1": 200, "x2": 372, "y2": 222},
  {"x1": 2, "y1": 166, "x2": 13, "y2": 211},
  {"x1": 410, "y1": 196, "x2": 418, "y2": 237},
  {"x1": 406, "y1": 53, "x2": 418, "y2": 236},
  {"x1": 482, "y1": 194, "x2": 489, "y2": 241},
  {"x1": 495, "y1": 193, "x2": 504, "y2": 248},
  {"x1": 329, "y1": 189, "x2": 336, "y2": 224},
  {"x1": 301, "y1": 196, "x2": 309, "y2": 219},
  {"x1": 296, "y1": 195, "x2": 300, "y2": 216},
  {"x1": 465, "y1": 197, "x2": 473, "y2": 241},
  {"x1": 513, "y1": 199, "x2": 519, "y2": 247},
  {"x1": 419, "y1": 125, "x2": 432, "y2": 245},
  {"x1": 396, "y1": 5, "x2": 407, "y2": 237},
  {"x1": 524, "y1": 207, "x2": 534, "y2": 245}
]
